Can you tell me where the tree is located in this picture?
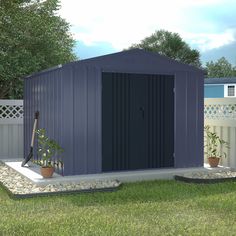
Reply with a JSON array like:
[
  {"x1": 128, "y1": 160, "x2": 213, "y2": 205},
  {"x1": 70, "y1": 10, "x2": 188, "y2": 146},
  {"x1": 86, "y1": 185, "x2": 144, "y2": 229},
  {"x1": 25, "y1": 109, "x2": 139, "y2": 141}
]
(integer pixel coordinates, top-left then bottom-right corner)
[
  {"x1": 0, "y1": 0, "x2": 76, "y2": 99},
  {"x1": 128, "y1": 30, "x2": 201, "y2": 68},
  {"x1": 205, "y1": 57, "x2": 236, "y2": 78}
]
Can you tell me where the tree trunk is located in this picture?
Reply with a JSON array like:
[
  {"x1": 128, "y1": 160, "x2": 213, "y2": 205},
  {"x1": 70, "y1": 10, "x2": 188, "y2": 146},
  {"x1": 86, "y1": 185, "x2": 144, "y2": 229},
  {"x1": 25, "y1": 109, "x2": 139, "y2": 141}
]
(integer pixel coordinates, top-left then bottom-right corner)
[{"x1": 0, "y1": 85, "x2": 10, "y2": 99}]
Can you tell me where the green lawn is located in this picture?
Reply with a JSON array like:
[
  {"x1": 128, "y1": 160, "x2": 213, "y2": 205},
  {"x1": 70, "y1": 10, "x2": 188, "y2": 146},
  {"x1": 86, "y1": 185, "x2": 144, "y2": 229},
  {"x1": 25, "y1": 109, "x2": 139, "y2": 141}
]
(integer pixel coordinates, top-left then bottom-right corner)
[{"x1": 1, "y1": 180, "x2": 236, "y2": 236}]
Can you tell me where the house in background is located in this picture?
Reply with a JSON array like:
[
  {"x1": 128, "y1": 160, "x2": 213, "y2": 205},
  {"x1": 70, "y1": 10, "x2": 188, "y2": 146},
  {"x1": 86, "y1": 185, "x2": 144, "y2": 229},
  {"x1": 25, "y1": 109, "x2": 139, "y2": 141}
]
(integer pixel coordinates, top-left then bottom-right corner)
[{"x1": 204, "y1": 77, "x2": 236, "y2": 98}]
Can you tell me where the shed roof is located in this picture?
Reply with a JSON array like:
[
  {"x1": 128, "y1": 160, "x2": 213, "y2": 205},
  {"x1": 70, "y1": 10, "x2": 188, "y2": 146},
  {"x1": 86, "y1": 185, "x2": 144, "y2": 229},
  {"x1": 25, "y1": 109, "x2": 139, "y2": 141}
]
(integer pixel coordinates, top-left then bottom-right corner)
[
  {"x1": 25, "y1": 49, "x2": 204, "y2": 79},
  {"x1": 204, "y1": 77, "x2": 236, "y2": 84}
]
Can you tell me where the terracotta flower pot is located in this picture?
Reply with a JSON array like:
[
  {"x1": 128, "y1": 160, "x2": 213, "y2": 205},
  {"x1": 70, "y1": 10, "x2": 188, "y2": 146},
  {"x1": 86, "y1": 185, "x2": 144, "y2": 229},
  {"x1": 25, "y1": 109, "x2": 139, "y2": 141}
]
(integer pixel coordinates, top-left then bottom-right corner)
[
  {"x1": 41, "y1": 166, "x2": 54, "y2": 178},
  {"x1": 208, "y1": 157, "x2": 220, "y2": 168}
]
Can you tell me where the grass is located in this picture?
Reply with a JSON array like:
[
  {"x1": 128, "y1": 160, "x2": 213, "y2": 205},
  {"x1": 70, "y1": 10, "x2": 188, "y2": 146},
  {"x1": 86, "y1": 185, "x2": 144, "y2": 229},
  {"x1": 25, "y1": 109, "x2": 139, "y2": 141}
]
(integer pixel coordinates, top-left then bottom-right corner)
[{"x1": 1, "y1": 180, "x2": 236, "y2": 236}]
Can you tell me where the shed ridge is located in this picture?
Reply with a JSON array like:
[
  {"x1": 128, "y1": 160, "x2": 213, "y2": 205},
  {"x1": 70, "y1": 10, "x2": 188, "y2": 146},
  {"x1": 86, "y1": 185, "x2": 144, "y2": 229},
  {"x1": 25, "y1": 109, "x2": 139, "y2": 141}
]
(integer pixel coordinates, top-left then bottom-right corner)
[{"x1": 24, "y1": 49, "x2": 203, "y2": 80}]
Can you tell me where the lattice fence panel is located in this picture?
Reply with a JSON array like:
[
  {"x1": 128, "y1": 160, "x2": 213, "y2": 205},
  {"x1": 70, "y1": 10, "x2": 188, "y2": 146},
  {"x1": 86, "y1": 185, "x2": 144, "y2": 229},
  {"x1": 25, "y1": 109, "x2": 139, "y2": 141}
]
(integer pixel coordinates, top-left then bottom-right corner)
[
  {"x1": 0, "y1": 104, "x2": 23, "y2": 119},
  {"x1": 204, "y1": 103, "x2": 236, "y2": 120}
]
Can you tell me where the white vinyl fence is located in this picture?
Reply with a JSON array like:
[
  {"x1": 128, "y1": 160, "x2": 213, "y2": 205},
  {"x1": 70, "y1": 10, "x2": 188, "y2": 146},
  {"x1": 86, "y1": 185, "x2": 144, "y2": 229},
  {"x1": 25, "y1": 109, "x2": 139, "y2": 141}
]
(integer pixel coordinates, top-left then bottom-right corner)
[
  {"x1": 0, "y1": 100, "x2": 23, "y2": 160},
  {"x1": 1, "y1": 98, "x2": 236, "y2": 166},
  {"x1": 204, "y1": 98, "x2": 236, "y2": 168}
]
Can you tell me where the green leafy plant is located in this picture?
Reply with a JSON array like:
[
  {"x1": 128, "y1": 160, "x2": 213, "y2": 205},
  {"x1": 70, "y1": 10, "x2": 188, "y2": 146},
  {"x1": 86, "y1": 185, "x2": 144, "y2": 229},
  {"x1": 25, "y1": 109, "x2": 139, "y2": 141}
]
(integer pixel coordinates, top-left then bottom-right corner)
[
  {"x1": 0, "y1": 0, "x2": 76, "y2": 99},
  {"x1": 204, "y1": 125, "x2": 229, "y2": 159},
  {"x1": 36, "y1": 128, "x2": 64, "y2": 167}
]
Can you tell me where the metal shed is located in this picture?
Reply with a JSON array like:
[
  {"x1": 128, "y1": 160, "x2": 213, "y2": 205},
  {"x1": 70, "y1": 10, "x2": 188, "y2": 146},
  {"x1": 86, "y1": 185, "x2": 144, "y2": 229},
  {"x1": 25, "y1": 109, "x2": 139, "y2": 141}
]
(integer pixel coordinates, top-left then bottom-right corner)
[{"x1": 24, "y1": 49, "x2": 204, "y2": 176}]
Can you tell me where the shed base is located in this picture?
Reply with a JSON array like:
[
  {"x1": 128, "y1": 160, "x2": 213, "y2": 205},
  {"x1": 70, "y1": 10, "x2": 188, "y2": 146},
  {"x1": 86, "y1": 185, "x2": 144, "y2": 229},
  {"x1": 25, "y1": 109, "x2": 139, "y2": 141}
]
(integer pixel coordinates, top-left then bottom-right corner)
[{"x1": 3, "y1": 160, "x2": 231, "y2": 186}]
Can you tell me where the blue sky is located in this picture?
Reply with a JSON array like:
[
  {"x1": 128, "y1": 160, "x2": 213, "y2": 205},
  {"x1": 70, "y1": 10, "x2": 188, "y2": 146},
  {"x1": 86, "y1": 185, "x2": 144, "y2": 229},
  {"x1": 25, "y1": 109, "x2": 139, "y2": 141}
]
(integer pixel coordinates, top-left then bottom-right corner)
[{"x1": 59, "y1": 0, "x2": 236, "y2": 65}]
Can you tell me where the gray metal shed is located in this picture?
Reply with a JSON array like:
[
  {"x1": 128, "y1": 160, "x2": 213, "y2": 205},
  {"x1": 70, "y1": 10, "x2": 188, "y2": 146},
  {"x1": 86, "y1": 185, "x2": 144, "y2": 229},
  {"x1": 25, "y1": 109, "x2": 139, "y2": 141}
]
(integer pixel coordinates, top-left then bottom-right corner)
[{"x1": 24, "y1": 49, "x2": 204, "y2": 176}]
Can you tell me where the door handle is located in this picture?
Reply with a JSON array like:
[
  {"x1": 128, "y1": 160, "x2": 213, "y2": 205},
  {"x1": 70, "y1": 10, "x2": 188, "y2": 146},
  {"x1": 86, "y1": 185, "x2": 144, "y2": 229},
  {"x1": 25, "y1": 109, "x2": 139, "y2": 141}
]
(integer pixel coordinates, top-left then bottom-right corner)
[{"x1": 139, "y1": 107, "x2": 145, "y2": 119}]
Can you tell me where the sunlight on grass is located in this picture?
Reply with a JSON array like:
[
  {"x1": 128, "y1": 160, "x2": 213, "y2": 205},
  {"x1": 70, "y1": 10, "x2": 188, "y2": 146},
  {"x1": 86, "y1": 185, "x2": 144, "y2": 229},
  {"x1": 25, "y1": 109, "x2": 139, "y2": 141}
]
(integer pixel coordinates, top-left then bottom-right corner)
[{"x1": 1, "y1": 180, "x2": 236, "y2": 235}]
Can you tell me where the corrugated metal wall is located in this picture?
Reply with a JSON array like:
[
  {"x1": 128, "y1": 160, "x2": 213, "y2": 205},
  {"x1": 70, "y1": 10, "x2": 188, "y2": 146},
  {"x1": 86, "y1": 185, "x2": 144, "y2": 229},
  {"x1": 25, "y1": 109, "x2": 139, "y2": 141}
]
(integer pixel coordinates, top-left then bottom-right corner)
[
  {"x1": 24, "y1": 68, "x2": 65, "y2": 174},
  {"x1": 72, "y1": 65, "x2": 102, "y2": 175},
  {"x1": 175, "y1": 71, "x2": 204, "y2": 168},
  {"x1": 24, "y1": 64, "x2": 102, "y2": 175},
  {"x1": 24, "y1": 50, "x2": 204, "y2": 176}
]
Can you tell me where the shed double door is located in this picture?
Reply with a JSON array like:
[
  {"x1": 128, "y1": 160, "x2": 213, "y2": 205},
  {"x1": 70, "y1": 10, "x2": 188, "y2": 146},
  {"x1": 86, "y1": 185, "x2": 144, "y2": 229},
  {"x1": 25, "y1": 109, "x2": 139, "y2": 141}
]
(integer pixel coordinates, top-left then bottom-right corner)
[{"x1": 102, "y1": 72, "x2": 174, "y2": 172}]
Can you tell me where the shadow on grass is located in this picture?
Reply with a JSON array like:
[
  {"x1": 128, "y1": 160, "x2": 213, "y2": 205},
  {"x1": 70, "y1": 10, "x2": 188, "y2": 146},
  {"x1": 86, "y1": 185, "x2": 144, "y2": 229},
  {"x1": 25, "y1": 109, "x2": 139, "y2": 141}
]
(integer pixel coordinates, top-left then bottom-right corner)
[{"x1": 2, "y1": 179, "x2": 236, "y2": 206}]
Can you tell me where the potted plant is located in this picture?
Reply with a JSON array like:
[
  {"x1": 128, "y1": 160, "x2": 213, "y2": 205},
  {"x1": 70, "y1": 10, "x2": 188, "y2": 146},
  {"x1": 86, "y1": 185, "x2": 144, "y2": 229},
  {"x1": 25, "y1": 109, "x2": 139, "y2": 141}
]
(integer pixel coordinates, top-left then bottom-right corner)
[
  {"x1": 204, "y1": 125, "x2": 229, "y2": 167},
  {"x1": 36, "y1": 129, "x2": 64, "y2": 178}
]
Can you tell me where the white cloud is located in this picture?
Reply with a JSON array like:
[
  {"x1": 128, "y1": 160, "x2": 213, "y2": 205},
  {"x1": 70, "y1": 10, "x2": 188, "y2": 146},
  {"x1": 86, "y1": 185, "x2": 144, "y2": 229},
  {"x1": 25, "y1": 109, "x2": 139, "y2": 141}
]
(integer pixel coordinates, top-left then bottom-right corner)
[
  {"x1": 182, "y1": 29, "x2": 236, "y2": 52},
  {"x1": 178, "y1": 0, "x2": 225, "y2": 6},
  {"x1": 59, "y1": 0, "x2": 236, "y2": 51}
]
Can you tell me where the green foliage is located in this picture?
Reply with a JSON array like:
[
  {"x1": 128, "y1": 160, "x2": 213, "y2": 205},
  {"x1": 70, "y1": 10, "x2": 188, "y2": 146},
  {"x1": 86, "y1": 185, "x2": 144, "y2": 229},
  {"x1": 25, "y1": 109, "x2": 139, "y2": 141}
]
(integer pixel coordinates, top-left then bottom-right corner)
[
  {"x1": 205, "y1": 57, "x2": 236, "y2": 78},
  {"x1": 36, "y1": 128, "x2": 64, "y2": 167},
  {"x1": 0, "y1": 0, "x2": 76, "y2": 99},
  {"x1": 128, "y1": 30, "x2": 201, "y2": 68},
  {"x1": 204, "y1": 125, "x2": 229, "y2": 158}
]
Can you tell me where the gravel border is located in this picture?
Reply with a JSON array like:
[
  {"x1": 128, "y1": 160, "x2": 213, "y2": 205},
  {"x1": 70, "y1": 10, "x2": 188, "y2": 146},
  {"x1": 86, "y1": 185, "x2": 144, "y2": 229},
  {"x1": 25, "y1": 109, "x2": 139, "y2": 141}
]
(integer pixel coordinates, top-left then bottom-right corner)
[
  {"x1": 0, "y1": 161, "x2": 121, "y2": 198},
  {"x1": 175, "y1": 170, "x2": 236, "y2": 184}
]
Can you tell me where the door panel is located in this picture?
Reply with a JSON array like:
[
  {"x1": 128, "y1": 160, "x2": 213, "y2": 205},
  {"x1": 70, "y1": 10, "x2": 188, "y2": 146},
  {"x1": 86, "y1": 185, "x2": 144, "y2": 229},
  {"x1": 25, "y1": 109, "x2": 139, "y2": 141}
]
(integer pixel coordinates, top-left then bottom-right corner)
[
  {"x1": 129, "y1": 75, "x2": 148, "y2": 169},
  {"x1": 102, "y1": 73, "x2": 130, "y2": 171},
  {"x1": 102, "y1": 73, "x2": 174, "y2": 172}
]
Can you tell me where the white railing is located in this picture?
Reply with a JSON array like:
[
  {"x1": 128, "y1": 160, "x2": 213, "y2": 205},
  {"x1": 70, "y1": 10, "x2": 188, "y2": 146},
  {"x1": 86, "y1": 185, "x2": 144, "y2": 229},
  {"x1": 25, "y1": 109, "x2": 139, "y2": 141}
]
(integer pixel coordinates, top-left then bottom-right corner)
[
  {"x1": 204, "y1": 98, "x2": 236, "y2": 168},
  {"x1": 0, "y1": 100, "x2": 23, "y2": 160}
]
